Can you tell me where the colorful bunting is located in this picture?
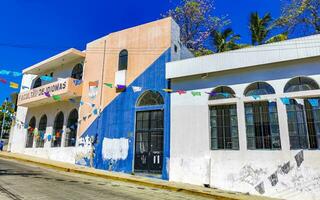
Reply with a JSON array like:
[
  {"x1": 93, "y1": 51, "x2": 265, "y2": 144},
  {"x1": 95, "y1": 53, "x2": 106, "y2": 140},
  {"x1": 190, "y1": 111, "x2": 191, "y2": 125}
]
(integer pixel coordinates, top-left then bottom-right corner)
[
  {"x1": 251, "y1": 95, "x2": 261, "y2": 100},
  {"x1": 80, "y1": 101, "x2": 84, "y2": 106},
  {"x1": 191, "y1": 91, "x2": 201, "y2": 96},
  {"x1": 12, "y1": 72, "x2": 22, "y2": 77},
  {"x1": 206, "y1": 91, "x2": 217, "y2": 96},
  {"x1": 163, "y1": 89, "x2": 173, "y2": 93},
  {"x1": 73, "y1": 79, "x2": 83, "y2": 86},
  {"x1": 0, "y1": 78, "x2": 7, "y2": 84},
  {"x1": 280, "y1": 98, "x2": 291, "y2": 105},
  {"x1": 44, "y1": 91, "x2": 51, "y2": 97},
  {"x1": 89, "y1": 81, "x2": 99, "y2": 87},
  {"x1": 116, "y1": 84, "x2": 126, "y2": 90},
  {"x1": 308, "y1": 99, "x2": 319, "y2": 107},
  {"x1": 93, "y1": 109, "x2": 98, "y2": 115},
  {"x1": 132, "y1": 86, "x2": 142, "y2": 93},
  {"x1": 52, "y1": 95, "x2": 61, "y2": 101},
  {"x1": 9, "y1": 82, "x2": 19, "y2": 89},
  {"x1": 47, "y1": 135, "x2": 52, "y2": 141},
  {"x1": 40, "y1": 76, "x2": 53, "y2": 82},
  {"x1": 104, "y1": 83, "x2": 113, "y2": 88},
  {"x1": 177, "y1": 90, "x2": 186, "y2": 95},
  {"x1": 0, "y1": 70, "x2": 10, "y2": 75}
]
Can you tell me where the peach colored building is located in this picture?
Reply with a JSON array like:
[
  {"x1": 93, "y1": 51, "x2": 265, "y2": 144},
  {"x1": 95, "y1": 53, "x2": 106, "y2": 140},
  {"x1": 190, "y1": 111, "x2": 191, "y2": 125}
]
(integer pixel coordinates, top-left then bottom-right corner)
[{"x1": 9, "y1": 17, "x2": 192, "y2": 180}]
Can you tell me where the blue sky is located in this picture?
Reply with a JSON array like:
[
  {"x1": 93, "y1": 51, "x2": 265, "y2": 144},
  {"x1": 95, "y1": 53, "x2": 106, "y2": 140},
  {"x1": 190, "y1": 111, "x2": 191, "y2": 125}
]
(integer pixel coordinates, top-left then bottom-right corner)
[{"x1": 0, "y1": 0, "x2": 281, "y2": 103}]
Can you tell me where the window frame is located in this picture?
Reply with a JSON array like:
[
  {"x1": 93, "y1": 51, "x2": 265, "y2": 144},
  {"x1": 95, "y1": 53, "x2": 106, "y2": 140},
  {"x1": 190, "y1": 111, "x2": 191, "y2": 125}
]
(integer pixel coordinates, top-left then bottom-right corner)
[{"x1": 118, "y1": 49, "x2": 128, "y2": 71}]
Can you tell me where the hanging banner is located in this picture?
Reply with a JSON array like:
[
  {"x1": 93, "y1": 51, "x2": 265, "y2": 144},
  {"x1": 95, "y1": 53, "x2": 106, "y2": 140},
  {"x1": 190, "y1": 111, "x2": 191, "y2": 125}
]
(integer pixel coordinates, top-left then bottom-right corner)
[
  {"x1": 104, "y1": 83, "x2": 113, "y2": 88},
  {"x1": 40, "y1": 76, "x2": 53, "y2": 82},
  {"x1": 280, "y1": 98, "x2": 291, "y2": 105},
  {"x1": 9, "y1": 82, "x2": 19, "y2": 89},
  {"x1": 73, "y1": 79, "x2": 83, "y2": 86},
  {"x1": 295, "y1": 150, "x2": 304, "y2": 168},
  {"x1": 268, "y1": 171, "x2": 278, "y2": 186},
  {"x1": 0, "y1": 78, "x2": 7, "y2": 84},
  {"x1": 308, "y1": 99, "x2": 319, "y2": 107},
  {"x1": 191, "y1": 91, "x2": 201, "y2": 96},
  {"x1": 52, "y1": 95, "x2": 61, "y2": 101},
  {"x1": 132, "y1": 86, "x2": 142, "y2": 93},
  {"x1": 88, "y1": 81, "x2": 99, "y2": 100}
]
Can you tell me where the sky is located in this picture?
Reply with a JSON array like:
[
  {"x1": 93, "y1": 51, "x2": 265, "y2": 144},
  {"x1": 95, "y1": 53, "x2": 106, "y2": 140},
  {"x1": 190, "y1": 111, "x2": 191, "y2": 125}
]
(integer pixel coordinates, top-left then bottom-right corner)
[{"x1": 0, "y1": 0, "x2": 281, "y2": 103}]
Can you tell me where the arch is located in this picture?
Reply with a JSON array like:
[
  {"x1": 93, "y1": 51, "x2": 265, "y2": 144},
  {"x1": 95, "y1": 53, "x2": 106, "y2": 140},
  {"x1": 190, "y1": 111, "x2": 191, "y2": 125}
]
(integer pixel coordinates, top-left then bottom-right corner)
[
  {"x1": 65, "y1": 109, "x2": 78, "y2": 147},
  {"x1": 136, "y1": 90, "x2": 164, "y2": 107},
  {"x1": 71, "y1": 63, "x2": 83, "y2": 80},
  {"x1": 36, "y1": 115, "x2": 47, "y2": 148},
  {"x1": 52, "y1": 112, "x2": 64, "y2": 147},
  {"x1": 244, "y1": 82, "x2": 275, "y2": 96},
  {"x1": 118, "y1": 49, "x2": 128, "y2": 71},
  {"x1": 209, "y1": 86, "x2": 236, "y2": 100},
  {"x1": 32, "y1": 77, "x2": 42, "y2": 89},
  {"x1": 26, "y1": 116, "x2": 36, "y2": 148},
  {"x1": 284, "y1": 76, "x2": 319, "y2": 93}
]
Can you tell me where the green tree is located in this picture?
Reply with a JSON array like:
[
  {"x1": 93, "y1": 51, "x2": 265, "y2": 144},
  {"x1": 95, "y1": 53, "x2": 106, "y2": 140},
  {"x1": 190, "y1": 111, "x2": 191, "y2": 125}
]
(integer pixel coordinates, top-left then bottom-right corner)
[
  {"x1": 211, "y1": 28, "x2": 241, "y2": 53},
  {"x1": 249, "y1": 12, "x2": 288, "y2": 45},
  {"x1": 275, "y1": 0, "x2": 320, "y2": 36},
  {"x1": 165, "y1": 0, "x2": 229, "y2": 56},
  {"x1": 0, "y1": 99, "x2": 15, "y2": 138}
]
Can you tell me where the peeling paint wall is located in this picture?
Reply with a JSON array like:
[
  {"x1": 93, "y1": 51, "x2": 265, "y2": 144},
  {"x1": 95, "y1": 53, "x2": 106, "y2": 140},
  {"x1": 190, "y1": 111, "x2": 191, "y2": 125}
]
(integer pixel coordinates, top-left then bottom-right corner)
[{"x1": 102, "y1": 138, "x2": 129, "y2": 160}]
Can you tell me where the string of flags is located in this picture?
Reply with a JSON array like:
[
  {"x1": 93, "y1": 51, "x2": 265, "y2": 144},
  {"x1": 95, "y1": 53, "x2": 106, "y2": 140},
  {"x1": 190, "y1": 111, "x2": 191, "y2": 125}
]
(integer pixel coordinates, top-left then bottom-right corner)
[{"x1": 0, "y1": 70, "x2": 22, "y2": 77}]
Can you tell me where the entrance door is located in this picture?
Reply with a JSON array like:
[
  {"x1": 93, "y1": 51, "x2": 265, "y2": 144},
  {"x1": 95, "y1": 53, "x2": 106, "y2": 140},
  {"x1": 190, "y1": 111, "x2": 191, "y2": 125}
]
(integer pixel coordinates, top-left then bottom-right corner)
[{"x1": 134, "y1": 110, "x2": 164, "y2": 174}]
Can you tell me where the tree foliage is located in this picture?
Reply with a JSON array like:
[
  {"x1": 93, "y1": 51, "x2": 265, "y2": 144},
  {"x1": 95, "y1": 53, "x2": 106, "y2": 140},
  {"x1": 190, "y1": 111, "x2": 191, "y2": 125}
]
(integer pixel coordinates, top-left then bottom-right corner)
[
  {"x1": 276, "y1": 0, "x2": 320, "y2": 36},
  {"x1": 249, "y1": 12, "x2": 288, "y2": 45},
  {"x1": 211, "y1": 28, "x2": 241, "y2": 53},
  {"x1": 0, "y1": 100, "x2": 15, "y2": 131},
  {"x1": 166, "y1": 0, "x2": 229, "y2": 56}
]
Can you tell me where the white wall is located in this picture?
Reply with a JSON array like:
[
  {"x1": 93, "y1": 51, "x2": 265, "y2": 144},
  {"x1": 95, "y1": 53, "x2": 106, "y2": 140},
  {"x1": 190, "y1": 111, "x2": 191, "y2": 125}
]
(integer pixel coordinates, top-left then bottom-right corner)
[
  {"x1": 169, "y1": 57, "x2": 320, "y2": 200},
  {"x1": 10, "y1": 98, "x2": 80, "y2": 163}
]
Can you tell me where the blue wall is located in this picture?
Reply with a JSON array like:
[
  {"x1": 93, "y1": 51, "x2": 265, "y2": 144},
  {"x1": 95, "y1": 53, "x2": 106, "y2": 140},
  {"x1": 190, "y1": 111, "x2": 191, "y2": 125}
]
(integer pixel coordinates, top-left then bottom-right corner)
[{"x1": 79, "y1": 49, "x2": 171, "y2": 180}]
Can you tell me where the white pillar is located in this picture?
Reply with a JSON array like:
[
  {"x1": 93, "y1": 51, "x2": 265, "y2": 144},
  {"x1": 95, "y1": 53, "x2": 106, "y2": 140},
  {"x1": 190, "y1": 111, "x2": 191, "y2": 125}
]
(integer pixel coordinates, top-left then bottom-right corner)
[{"x1": 237, "y1": 99, "x2": 247, "y2": 151}]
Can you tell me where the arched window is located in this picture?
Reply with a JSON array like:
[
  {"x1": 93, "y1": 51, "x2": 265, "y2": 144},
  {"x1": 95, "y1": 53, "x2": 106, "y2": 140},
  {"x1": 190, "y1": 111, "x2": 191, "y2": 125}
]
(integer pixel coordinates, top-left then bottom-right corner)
[
  {"x1": 71, "y1": 63, "x2": 83, "y2": 80},
  {"x1": 33, "y1": 77, "x2": 42, "y2": 89},
  {"x1": 26, "y1": 117, "x2": 36, "y2": 148},
  {"x1": 286, "y1": 98, "x2": 320, "y2": 150},
  {"x1": 36, "y1": 115, "x2": 47, "y2": 148},
  {"x1": 209, "y1": 86, "x2": 236, "y2": 100},
  {"x1": 52, "y1": 112, "x2": 64, "y2": 147},
  {"x1": 244, "y1": 82, "x2": 275, "y2": 96},
  {"x1": 284, "y1": 77, "x2": 319, "y2": 93},
  {"x1": 65, "y1": 109, "x2": 78, "y2": 147},
  {"x1": 118, "y1": 49, "x2": 128, "y2": 71},
  {"x1": 136, "y1": 91, "x2": 164, "y2": 107}
]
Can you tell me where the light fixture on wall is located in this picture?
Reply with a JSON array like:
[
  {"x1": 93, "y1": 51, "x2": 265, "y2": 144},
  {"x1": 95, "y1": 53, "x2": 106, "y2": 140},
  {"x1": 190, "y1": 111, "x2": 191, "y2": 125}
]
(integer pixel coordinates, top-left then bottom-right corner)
[{"x1": 201, "y1": 73, "x2": 209, "y2": 79}]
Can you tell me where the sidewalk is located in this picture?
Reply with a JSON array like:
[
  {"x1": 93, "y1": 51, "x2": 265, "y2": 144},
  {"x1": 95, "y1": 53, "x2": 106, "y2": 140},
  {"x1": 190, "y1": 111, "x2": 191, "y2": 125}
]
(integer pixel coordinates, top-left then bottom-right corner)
[{"x1": 0, "y1": 151, "x2": 277, "y2": 200}]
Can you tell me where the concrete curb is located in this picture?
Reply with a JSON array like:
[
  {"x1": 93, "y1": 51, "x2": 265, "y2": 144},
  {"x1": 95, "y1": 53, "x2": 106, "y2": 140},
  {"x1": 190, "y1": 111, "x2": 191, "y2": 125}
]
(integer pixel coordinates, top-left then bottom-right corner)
[{"x1": 0, "y1": 152, "x2": 277, "y2": 200}]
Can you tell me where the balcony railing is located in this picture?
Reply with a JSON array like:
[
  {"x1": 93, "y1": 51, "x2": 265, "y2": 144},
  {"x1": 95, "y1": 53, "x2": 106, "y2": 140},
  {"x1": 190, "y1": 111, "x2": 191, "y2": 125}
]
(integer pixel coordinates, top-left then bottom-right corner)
[{"x1": 17, "y1": 78, "x2": 82, "y2": 107}]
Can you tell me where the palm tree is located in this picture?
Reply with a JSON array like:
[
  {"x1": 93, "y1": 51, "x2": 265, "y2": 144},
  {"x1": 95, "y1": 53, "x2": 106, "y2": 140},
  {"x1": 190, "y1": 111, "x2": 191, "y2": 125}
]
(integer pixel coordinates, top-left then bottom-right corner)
[
  {"x1": 211, "y1": 28, "x2": 241, "y2": 53},
  {"x1": 250, "y1": 12, "x2": 272, "y2": 45},
  {"x1": 250, "y1": 12, "x2": 288, "y2": 45}
]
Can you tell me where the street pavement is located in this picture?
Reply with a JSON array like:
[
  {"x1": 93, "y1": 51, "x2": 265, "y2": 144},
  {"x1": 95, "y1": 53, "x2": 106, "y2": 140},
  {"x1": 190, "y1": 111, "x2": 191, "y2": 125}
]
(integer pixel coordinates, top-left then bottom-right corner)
[{"x1": 0, "y1": 158, "x2": 215, "y2": 200}]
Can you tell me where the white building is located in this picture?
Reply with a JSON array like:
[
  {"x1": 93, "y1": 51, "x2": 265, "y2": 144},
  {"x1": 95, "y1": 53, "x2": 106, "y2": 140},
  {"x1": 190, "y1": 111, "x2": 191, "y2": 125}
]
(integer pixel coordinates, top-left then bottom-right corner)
[{"x1": 166, "y1": 34, "x2": 320, "y2": 200}]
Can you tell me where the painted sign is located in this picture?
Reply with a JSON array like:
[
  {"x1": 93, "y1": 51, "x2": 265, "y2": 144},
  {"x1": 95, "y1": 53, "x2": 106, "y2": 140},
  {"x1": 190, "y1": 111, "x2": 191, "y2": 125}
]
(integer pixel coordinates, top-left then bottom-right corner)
[{"x1": 18, "y1": 81, "x2": 67, "y2": 102}]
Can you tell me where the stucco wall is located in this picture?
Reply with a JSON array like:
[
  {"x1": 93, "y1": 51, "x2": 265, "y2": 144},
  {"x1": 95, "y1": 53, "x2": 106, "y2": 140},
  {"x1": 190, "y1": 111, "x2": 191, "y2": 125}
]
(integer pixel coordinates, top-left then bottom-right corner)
[{"x1": 169, "y1": 57, "x2": 320, "y2": 200}]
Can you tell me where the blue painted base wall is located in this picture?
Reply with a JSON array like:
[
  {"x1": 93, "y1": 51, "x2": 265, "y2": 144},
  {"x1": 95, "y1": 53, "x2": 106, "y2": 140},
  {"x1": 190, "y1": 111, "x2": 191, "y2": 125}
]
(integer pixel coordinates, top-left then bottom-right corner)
[{"x1": 79, "y1": 49, "x2": 171, "y2": 180}]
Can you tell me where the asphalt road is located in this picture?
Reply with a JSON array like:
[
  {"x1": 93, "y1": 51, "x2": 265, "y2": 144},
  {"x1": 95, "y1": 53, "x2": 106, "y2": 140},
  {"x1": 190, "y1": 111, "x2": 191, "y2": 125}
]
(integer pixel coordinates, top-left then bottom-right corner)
[{"x1": 0, "y1": 158, "x2": 214, "y2": 200}]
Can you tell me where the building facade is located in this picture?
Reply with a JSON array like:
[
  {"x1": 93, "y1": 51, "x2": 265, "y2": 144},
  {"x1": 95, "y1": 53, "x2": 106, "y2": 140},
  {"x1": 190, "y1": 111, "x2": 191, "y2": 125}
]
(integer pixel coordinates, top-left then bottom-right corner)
[
  {"x1": 166, "y1": 34, "x2": 320, "y2": 200},
  {"x1": 9, "y1": 18, "x2": 192, "y2": 180}
]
